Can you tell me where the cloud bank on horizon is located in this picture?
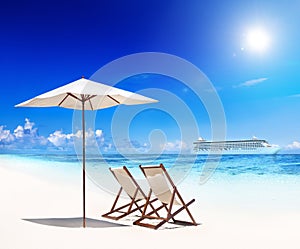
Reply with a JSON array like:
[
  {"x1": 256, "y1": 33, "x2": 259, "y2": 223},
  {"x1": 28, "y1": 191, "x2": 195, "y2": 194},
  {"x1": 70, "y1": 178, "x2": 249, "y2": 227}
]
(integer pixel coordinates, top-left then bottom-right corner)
[
  {"x1": 0, "y1": 118, "x2": 106, "y2": 152},
  {"x1": 0, "y1": 119, "x2": 193, "y2": 154}
]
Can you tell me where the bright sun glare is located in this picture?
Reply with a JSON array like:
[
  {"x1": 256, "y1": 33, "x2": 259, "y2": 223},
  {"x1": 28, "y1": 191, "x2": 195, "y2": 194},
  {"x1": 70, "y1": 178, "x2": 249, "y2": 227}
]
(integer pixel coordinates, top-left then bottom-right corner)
[{"x1": 246, "y1": 28, "x2": 270, "y2": 52}]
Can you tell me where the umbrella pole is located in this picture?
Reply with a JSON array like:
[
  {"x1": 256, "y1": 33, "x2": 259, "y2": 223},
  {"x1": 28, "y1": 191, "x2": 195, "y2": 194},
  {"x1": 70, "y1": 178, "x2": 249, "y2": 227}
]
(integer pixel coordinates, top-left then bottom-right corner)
[{"x1": 82, "y1": 101, "x2": 86, "y2": 228}]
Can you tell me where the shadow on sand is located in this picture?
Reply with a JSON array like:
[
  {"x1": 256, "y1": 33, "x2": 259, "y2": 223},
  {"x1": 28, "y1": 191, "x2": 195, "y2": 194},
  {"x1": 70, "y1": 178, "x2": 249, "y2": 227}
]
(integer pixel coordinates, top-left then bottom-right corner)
[{"x1": 22, "y1": 217, "x2": 128, "y2": 228}]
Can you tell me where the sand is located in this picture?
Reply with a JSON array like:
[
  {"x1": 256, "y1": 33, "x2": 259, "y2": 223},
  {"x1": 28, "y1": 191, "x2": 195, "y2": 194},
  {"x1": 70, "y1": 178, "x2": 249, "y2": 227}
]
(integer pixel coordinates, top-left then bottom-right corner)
[{"x1": 0, "y1": 156, "x2": 299, "y2": 249}]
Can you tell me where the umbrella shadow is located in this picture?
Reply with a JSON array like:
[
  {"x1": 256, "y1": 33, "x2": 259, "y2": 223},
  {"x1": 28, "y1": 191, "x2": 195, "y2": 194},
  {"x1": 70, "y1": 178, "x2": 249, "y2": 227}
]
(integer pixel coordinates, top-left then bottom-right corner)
[{"x1": 22, "y1": 217, "x2": 128, "y2": 228}]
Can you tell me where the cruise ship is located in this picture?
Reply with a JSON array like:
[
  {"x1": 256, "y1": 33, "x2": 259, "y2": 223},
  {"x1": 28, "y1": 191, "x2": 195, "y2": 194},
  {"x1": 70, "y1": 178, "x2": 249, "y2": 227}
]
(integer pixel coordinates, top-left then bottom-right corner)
[{"x1": 193, "y1": 137, "x2": 280, "y2": 155}]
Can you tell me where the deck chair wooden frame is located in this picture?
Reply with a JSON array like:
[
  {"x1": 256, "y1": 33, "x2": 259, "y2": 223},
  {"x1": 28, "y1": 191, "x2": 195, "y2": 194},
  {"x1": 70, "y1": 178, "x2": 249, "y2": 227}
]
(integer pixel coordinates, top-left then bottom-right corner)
[
  {"x1": 102, "y1": 166, "x2": 158, "y2": 221},
  {"x1": 133, "y1": 164, "x2": 198, "y2": 229}
]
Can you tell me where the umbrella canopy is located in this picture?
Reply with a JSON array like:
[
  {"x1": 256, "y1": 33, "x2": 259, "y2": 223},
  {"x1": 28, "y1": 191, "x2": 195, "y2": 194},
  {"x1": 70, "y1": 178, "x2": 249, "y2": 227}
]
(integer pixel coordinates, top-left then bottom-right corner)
[
  {"x1": 15, "y1": 77, "x2": 158, "y2": 228},
  {"x1": 16, "y1": 77, "x2": 157, "y2": 110}
]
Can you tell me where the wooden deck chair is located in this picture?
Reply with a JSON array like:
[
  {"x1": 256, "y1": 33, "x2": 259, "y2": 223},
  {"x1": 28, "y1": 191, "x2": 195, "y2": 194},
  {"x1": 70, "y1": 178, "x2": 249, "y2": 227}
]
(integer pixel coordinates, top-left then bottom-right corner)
[
  {"x1": 133, "y1": 164, "x2": 198, "y2": 229},
  {"x1": 102, "y1": 166, "x2": 158, "y2": 220}
]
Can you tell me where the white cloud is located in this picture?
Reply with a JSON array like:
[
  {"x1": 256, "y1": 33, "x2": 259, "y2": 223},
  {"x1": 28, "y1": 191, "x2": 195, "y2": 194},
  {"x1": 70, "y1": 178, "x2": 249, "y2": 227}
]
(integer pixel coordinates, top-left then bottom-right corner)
[
  {"x1": 286, "y1": 141, "x2": 300, "y2": 150},
  {"x1": 85, "y1": 129, "x2": 105, "y2": 147},
  {"x1": 24, "y1": 118, "x2": 35, "y2": 130},
  {"x1": 47, "y1": 128, "x2": 105, "y2": 149},
  {"x1": 48, "y1": 130, "x2": 71, "y2": 147},
  {"x1": 111, "y1": 138, "x2": 153, "y2": 154},
  {"x1": 13, "y1": 118, "x2": 39, "y2": 139},
  {"x1": 161, "y1": 140, "x2": 190, "y2": 152},
  {"x1": 95, "y1": 129, "x2": 103, "y2": 138},
  {"x1": 95, "y1": 129, "x2": 104, "y2": 144},
  {"x1": 235, "y1": 77, "x2": 268, "y2": 88},
  {"x1": 13, "y1": 125, "x2": 25, "y2": 138},
  {"x1": 0, "y1": 126, "x2": 15, "y2": 144},
  {"x1": 0, "y1": 119, "x2": 48, "y2": 150}
]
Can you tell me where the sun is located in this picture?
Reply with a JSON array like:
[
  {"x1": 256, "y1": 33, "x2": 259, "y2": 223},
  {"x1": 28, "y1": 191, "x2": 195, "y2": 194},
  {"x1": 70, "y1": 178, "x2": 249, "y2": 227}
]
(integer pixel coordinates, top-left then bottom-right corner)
[{"x1": 246, "y1": 28, "x2": 270, "y2": 52}]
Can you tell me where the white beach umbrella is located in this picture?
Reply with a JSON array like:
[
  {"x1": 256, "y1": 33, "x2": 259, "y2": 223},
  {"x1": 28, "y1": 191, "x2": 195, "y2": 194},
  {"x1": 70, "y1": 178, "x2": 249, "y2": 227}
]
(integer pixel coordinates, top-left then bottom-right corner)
[{"x1": 15, "y1": 77, "x2": 158, "y2": 228}]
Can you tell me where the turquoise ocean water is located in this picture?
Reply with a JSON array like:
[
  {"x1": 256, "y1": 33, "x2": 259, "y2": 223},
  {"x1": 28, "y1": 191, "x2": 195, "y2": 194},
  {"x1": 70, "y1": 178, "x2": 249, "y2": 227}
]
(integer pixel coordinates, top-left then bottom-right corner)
[
  {"x1": 3, "y1": 153, "x2": 300, "y2": 185},
  {"x1": 7, "y1": 153, "x2": 300, "y2": 175}
]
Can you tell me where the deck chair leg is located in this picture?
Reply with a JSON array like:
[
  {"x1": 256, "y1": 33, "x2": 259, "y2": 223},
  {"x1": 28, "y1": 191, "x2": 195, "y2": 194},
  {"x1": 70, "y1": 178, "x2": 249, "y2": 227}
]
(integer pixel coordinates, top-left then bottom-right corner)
[
  {"x1": 102, "y1": 187, "x2": 126, "y2": 220},
  {"x1": 142, "y1": 189, "x2": 152, "y2": 216},
  {"x1": 163, "y1": 204, "x2": 176, "y2": 223},
  {"x1": 169, "y1": 199, "x2": 197, "y2": 226},
  {"x1": 133, "y1": 201, "x2": 144, "y2": 214},
  {"x1": 166, "y1": 190, "x2": 176, "y2": 223},
  {"x1": 153, "y1": 219, "x2": 168, "y2": 230},
  {"x1": 174, "y1": 188, "x2": 197, "y2": 225},
  {"x1": 184, "y1": 202, "x2": 197, "y2": 225},
  {"x1": 141, "y1": 189, "x2": 160, "y2": 217},
  {"x1": 111, "y1": 187, "x2": 123, "y2": 211},
  {"x1": 102, "y1": 187, "x2": 146, "y2": 220},
  {"x1": 127, "y1": 188, "x2": 139, "y2": 213}
]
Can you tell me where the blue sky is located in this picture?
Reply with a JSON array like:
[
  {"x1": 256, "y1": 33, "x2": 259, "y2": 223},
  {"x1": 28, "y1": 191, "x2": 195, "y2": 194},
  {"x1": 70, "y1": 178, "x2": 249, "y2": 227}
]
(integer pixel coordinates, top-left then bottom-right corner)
[{"x1": 1, "y1": 0, "x2": 300, "y2": 153}]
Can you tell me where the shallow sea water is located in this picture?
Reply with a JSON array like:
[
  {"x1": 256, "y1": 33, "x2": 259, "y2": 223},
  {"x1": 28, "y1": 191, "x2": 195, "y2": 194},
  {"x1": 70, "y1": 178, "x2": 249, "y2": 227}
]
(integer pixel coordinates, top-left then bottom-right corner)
[{"x1": 2, "y1": 153, "x2": 300, "y2": 187}]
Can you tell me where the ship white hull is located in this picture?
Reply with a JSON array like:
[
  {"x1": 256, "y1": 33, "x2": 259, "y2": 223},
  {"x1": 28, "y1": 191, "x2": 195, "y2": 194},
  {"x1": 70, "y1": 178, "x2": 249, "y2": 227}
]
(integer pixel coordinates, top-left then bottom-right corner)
[{"x1": 195, "y1": 147, "x2": 280, "y2": 155}]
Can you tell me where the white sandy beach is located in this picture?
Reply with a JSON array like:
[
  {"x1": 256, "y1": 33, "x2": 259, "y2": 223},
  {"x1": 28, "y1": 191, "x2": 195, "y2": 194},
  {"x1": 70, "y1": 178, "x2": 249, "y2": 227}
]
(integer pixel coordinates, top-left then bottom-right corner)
[{"x1": 0, "y1": 155, "x2": 299, "y2": 249}]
